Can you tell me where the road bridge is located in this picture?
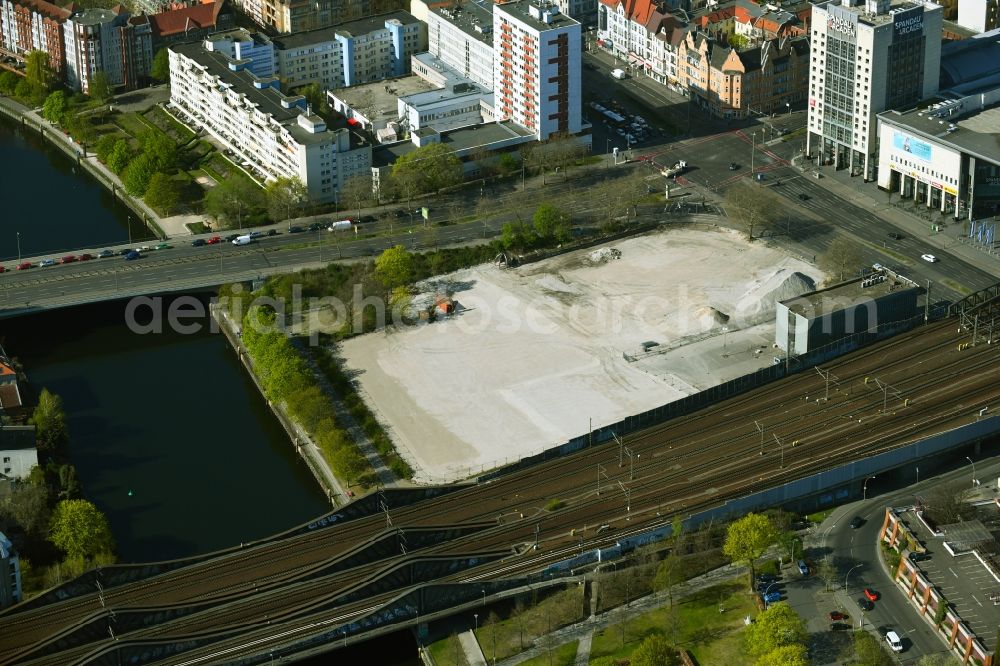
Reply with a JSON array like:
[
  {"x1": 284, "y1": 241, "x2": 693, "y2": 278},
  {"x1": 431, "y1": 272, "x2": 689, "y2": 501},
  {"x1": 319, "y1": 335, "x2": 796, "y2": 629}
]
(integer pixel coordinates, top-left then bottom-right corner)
[{"x1": 1, "y1": 318, "x2": 997, "y2": 665}]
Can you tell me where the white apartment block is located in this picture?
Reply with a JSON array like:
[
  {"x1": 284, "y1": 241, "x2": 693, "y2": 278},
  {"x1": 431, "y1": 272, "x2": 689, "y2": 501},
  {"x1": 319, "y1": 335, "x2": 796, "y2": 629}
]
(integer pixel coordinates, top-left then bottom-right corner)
[
  {"x1": 597, "y1": 0, "x2": 684, "y2": 84},
  {"x1": 169, "y1": 41, "x2": 372, "y2": 204},
  {"x1": 272, "y1": 12, "x2": 426, "y2": 91},
  {"x1": 806, "y1": 0, "x2": 942, "y2": 180},
  {"x1": 494, "y1": 1, "x2": 582, "y2": 140},
  {"x1": 204, "y1": 28, "x2": 276, "y2": 78},
  {"x1": 420, "y1": 0, "x2": 496, "y2": 88},
  {"x1": 401, "y1": 52, "x2": 495, "y2": 132},
  {"x1": 957, "y1": 0, "x2": 999, "y2": 32}
]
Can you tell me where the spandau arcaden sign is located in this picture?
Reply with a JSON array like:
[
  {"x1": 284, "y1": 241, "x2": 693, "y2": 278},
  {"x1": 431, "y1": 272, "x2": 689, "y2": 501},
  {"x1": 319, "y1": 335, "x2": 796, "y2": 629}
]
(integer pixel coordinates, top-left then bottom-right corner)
[
  {"x1": 893, "y1": 7, "x2": 923, "y2": 36},
  {"x1": 827, "y1": 13, "x2": 857, "y2": 35}
]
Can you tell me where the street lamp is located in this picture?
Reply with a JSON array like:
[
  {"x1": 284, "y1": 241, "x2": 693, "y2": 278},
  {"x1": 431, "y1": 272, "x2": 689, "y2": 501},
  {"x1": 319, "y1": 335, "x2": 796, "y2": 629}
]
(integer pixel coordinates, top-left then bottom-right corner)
[
  {"x1": 722, "y1": 326, "x2": 729, "y2": 350},
  {"x1": 763, "y1": 581, "x2": 779, "y2": 608},
  {"x1": 785, "y1": 101, "x2": 791, "y2": 115},
  {"x1": 16, "y1": 232, "x2": 21, "y2": 263},
  {"x1": 845, "y1": 563, "x2": 862, "y2": 593},
  {"x1": 474, "y1": 613, "x2": 479, "y2": 631},
  {"x1": 863, "y1": 476, "x2": 875, "y2": 500},
  {"x1": 966, "y1": 456, "x2": 977, "y2": 486},
  {"x1": 750, "y1": 131, "x2": 757, "y2": 176}
]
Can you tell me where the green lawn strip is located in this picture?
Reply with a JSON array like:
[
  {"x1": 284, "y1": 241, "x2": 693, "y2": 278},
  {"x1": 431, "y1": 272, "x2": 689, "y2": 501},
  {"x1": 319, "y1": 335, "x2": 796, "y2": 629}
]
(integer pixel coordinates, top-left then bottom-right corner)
[
  {"x1": 589, "y1": 580, "x2": 753, "y2": 665},
  {"x1": 807, "y1": 509, "x2": 834, "y2": 524},
  {"x1": 111, "y1": 110, "x2": 155, "y2": 139},
  {"x1": 426, "y1": 634, "x2": 467, "y2": 666},
  {"x1": 942, "y1": 279, "x2": 972, "y2": 296},
  {"x1": 518, "y1": 641, "x2": 578, "y2": 666},
  {"x1": 145, "y1": 105, "x2": 195, "y2": 144}
]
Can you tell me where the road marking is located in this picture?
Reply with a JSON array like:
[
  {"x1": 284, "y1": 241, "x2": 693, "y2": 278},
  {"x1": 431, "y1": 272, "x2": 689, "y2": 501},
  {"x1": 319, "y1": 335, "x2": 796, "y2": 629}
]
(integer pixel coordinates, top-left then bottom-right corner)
[
  {"x1": 973, "y1": 595, "x2": 983, "y2": 607},
  {"x1": 949, "y1": 567, "x2": 959, "y2": 578}
]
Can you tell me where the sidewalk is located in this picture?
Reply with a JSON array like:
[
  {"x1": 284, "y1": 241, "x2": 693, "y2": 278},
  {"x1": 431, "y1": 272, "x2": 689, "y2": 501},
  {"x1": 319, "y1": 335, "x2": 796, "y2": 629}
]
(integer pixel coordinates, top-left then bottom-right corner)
[{"x1": 791, "y1": 155, "x2": 999, "y2": 281}]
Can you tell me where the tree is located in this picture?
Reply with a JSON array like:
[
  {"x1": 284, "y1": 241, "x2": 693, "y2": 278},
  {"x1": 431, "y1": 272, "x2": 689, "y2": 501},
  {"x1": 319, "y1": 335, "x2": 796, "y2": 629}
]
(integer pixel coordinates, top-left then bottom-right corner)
[
  {"x1": 374, "y1": 245, "x2": 413, "y2": 290},
  {"x1": 390, "y1": 143, "x2": 462, "y2": 195},
  {"x1": 265, "y1": 176, "x2": 308, "y2": 222},
  {"x1": 122, "y1": 152, "x2": 156, "y2": 196},
  {"x1": 631, "y1": 634, "x2": 676, "y2": 666},
  {"x1": 340, "y1": 175, "x2": 373, "y2": 221},
  {"x1": 204, "y1": 177, "x2": 264, "y2": 229},
  {"x1": 743, "y1": 603, "x2": 807, "y2": 658},
  {"x1": 298, "y1": 82, "x2": 328, "y2": 114},
  {"x1": 755, "y1": 644, "x2": 808, "y2": 666},
  {"x1": 724, "y1": 180, "x2": 777, "y2": 239},
  {"x1": 49, "y1": 499, "x2": 114, "y2": 560},
  {"x1": 144, "y1": 172, "x2": 181, "y2": 214},
  {"x1": 533, "y1": 202, "x2": 572, "y2": 242},
  {"x1": 140, "y1": 130, "x2": 177, "y2": 172},
  {"x1": 30, "y1": 388, "x2": 68, "y2": 455},
  {"x1": 0, "y1": 479, "x2": 51, "y2": 536},
  {"x1": 24, "y1": 50, "x2": 53, "y2": 102},
  {"x1": 815, "y1": 557, "x2": 838, "y2": 592},
  {"x1": 42, "y1": 90, "x2": 68, "y2": 123},
  {"x1": 723, "y1": 512, "x2": 778, "y2": 583},
  {"x1": 88, "y1": 71, "x2": 114, "y2": 105},
  {"x1": 95, "y1": 134, "x2": 119, "y2": 163},
  {"x1": 501, "y1": 220, "x2": 532, "y2": 251},
  {"x1": 107, "y1": 139, "x2": 134, "y2": 175},
  {"x1": 652, "y1": 551, "x2": 684, "y2": 607},
  {"x1": 0, "y1": 71, "x2": 19, "y2": 95},
  {"x1": 496, "y1": 152, "x2": 520, "y2": 178},
  {"x1": 64, "y1": 112, "x2": 97, "y2": 149},
  {"x1": 818, "y1": 236, "x2": 864, "y2": 283},
  {"x1": 926, "y1": 481, "x2": 974, "y2": 526},
  {"x1": 853, "y1": 630, "x2": 894, "y2": 666},
  {"x1": 150, "y1": 48, "x2": 170, "y2": 83}
]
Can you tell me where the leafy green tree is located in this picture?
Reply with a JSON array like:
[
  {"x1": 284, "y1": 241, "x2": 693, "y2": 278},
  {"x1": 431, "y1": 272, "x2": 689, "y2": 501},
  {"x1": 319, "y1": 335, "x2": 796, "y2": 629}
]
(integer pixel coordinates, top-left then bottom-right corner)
[
  {"x1": 144, "y1": 172, "x2": 181, "y2": 214},
  {"x1": 853, "y1": 630, "x2": 894, "y2": 666},
  {"x1": 723, "y1": 512, "x2": 778, "y2": 583},
  {"x1": 42, "y1": 90, "x2": 68, "y2": 123},
  {"x1": 630, "y1": 634, "x2": 676, "y2": 666},
  {"x1": 140, "y1": 130, "x2": 177, "y2": 172},
  {"x1": 88, "y1": 71, "x2": 113, "y2": 104},
  {"x1": 496, "y1": 152, "x2": 520, "y2": 177},
  {"x1": 390, "y1": 143, "x2": 462, "y2": 195},
  {"x1": 0, "y1": 71, "x2": 19, "y2": 95},
  {"x1": 122, "y1": 152, "x2": 156, "y2": 196},
  {"x1": 652, "y1": 551, "x2": 684, "y2": 607},
  {"x1": 297, "y1": 82, "x2": 327, "y2": 113},
  {"x1": 95, "y1": 134, "x2": 119, "y2": 163},
  {"x1": 107, "y1": 139, "x2": 134, "y2": 175},
  {"x1": 264, "y1": 176, "x2": 308, "y2": 222},
  {"x1": 150, "y1": 48, "x2": 170, "y2": 83},
  {"x1": 204, "y1": 177, "x2": 263, "y2": 229},
  {"x1": 49, "y1": 499, "x2": 115, "y2": 560},
  {"x1": 744, "y1": 603, "x2": 807, "y2": 659},
  {"x1": 533, "y1": 202, "x2": 572, "y2": 242},
  {"x1": 24, "y1": 50, "x2": 53, "y2": 102},
  {"x1": 0, "y1": 479, "x2": 50, "y2": 536},
  {"x1": 56, "y1": 463, "x2": 81, "y2": 500},
  {"x1": 30, "y1": 388, "x2": 69, "y2": 455},
  {"x1": 64, "y1": 112, "x2": 97, "y2": 149},
  {"x1": 501, "y1": 220, "x2": 532, "y2": 251},
  {"x1": 755, "y1": 644, "x2": 809, "y2": 666},
  {"x1": 14, "y1": 78, "x2": 36, "y2": 105},
  {"x1": 374, "y1": 245, "x2": 413, "y2": 289}
]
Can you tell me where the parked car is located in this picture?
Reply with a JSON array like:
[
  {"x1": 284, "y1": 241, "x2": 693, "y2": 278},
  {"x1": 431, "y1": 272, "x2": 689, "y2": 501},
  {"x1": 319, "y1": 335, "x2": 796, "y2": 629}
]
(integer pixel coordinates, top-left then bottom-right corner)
[
  {"x1": 118, "y1": 248, "x2": 134, "y2": 256},
  {"x1": 267, "y1": 229, "x2": 278, "y2": 236},
  {"x1": 885, "y1": 630, "x2": 903, "y2": 652},
  {"x1": 888, "y1": 232, "x2": 904, "y2": 240},
  {"x1": 249, "y1": 231, "x2": 263, "y2": 239},
  {"x1": 829, "y1": 611, "x2": 848, "y2": 621},
  {"x1": 908, "y1": 551, "x2": 931, "y2": 562},
  {"x1": 308, "y1": 222, "x2": 325, "y2": 232},
  {"x1": 755, "y1": 573, "x2": 778, "y2": 584},
  {"x1": 858, "y1": 597, "x2": 874, "y2": 611},
  {"x1": 0, "y1": 266, "x2": 5, "y2": 273},
  {"x1": 797, "y1": 560, "x2": 809, "y2": 575},
  {"x1": 863, "y1": 588, "x2": 879, "y2": 602},
  {"x1": 39, "y1": 258, "x2": 56, "y2": 267},
  {"x1": 729, "y1": 162, "x2": 739, "y2": 170},
  {"x1": 60, "y1": 255, "x2": 77, "y2": 264},
  {"x1": 288, "y1": 225, "x2": 304, "y2": 233},
  {"x1": 17, "y1": 262, "x2": 32, "y2": 270},
  {"x1": 98, "y1": 249, "x2": 114, "y2": 258},
  {"x1": 224, "y1": 234, "x2": 240, "y2": 242},
  {"x1": 763, "y1": 591, "x2": 781, "y2": 603},
  {"x1": 155, "y1": 243, "x2": 170, "y2": 250},
  {"x1": 124, "y1": 250, "x2": 140, "y2": 261},
  {"x1": 798, "y1": 193, "x2": 810, "y2": 201},
  {"x1": 192, "y1": 239, "x2": 207, "y2": 247},
  {"x1": 921, "y1": 253, "x2": 938, "y2": 263},
  {"x1": 206, "y1": 236, "x2": 222, "y2": 245},
  {"x1": 849, "y1": 516, "x2": 864, "y2": 529},
  {"x1": 78, "y1": 253, "x2": 93, "y2": 261},
  {"x1": 138, "y1": 245, "x2": 152, "y2": 253},
  {"x1": 830, "y1": 623, "x2": 852, "y2": 631}
]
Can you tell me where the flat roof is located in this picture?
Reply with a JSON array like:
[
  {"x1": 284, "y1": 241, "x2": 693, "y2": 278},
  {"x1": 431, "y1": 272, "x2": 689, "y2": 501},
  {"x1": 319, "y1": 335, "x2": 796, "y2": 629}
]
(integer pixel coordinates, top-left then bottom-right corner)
[
  {"x1": 271, "y1": 11, "x2": 420, "y2": 50},
  {"x1": 781, "y1": 273, "x2": 917, "y2": 319},
  {"x1": 494, "y1": 0, "x2": 580, "y2": 30},
  {"x1": 878, "y1": 105, "x2": 1000, "y2": 166},
  {"x1": 372, "y1": 120, "x2": 534, "y2": 166},
  {"x1": 332, "y1": 75, "x2": 436, "y2": 121},
  {"x1": 171, "y1": 41, "x2": 340, "y2": 146},
  {"x1": 69, "y1": 7, "x2": 116, "y2": 25},
  {"x1": 431, "y1": 0, "x2": 495, "y2": 45},
  {"x1": 816, "y1": 0, "x2": 939, "y2": 27}
]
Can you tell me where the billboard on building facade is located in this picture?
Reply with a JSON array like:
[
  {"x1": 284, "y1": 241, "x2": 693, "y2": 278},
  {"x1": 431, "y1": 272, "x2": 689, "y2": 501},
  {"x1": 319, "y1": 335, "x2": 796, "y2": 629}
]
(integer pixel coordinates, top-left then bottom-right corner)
[
  {"x1": 892, "y1": 6, "x2": 923, "y2": 37},
  {"x1": 892, "y1": 130, "x2": 932, "y2": 161}
]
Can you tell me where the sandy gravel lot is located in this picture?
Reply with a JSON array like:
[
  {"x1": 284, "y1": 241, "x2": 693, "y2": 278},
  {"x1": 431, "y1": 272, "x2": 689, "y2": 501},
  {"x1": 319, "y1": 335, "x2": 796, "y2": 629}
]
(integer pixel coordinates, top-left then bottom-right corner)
[{"x1": 340, "y1": 228, "x2": 823, "y2": 483}]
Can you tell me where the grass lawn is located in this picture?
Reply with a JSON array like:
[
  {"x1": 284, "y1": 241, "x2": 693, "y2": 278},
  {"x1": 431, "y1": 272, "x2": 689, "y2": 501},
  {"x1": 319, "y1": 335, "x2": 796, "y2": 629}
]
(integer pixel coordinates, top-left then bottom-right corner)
[
  {"x1": 145, "y1": 105, "x2": 195, "y2": 144},
  {"x1": 111, "y1": 110, "x2": 155, "y2": 139},
  {"x1": 520, "y1": 641, "x2": 578, "y2": 666},
  {"x1": 588, "y1": 580, "x2": 754, "y2": 665},
  {"x1": 807, "y1": 509, "x2": 834, "y2": 524},
  {"x1": 427, "y1": 634, "x2": 468, "y2": 666}
]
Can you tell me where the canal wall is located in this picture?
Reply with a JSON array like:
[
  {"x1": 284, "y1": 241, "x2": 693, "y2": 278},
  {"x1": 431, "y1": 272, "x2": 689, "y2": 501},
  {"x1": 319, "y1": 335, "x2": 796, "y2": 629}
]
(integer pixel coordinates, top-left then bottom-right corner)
[
  {"x1": 210, "y1": 302, "x2": 347, "y2": 506},
  {"x1": 0, "y1": 96, "x2": 164, "y2": 240}
]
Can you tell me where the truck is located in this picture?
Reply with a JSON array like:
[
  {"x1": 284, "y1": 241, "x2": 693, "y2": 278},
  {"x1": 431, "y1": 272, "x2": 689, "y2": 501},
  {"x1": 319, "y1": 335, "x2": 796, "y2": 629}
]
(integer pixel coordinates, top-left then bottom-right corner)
[
  {"x1": 328, "y1": 220, "x2": 353, "y2": 232},
  {"x1": 661, "y1": 160, "x2": 687, "y2": 177},
  {"x1": 611, "y1": 68, "x2": 626, "y2": 80},
  {"x1": 232, "y1": 235, "x2": 252, "y2": 246}
]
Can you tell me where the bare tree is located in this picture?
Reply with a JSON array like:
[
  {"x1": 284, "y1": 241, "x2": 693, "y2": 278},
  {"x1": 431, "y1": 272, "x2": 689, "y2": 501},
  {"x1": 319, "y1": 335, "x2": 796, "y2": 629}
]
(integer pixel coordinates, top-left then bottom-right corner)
[
  {"x1": 340, "y1": 175, "x2": 373, "y2": 221},
  {"x1": 815, "y1": 557, "x2": 838, "y2": 592},
  {"x1": 926, "y1": 481, "x2": 975, "y2": 526},
  {"x1": 724, "y1": 180, "x2": 778, "y2": 240},
  {"x1": 818, "y1": 236, "x2": 864, "y2": 283}
]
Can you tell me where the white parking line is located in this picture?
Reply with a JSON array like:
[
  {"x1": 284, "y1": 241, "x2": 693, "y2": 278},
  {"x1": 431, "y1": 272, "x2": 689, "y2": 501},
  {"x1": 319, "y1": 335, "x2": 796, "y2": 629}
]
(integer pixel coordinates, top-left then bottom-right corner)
[
  {"x1": 973, "y1": 595, "x2": 983, "y2": 607},
  {"x1": 950, "y1": 567, "x2": 959, "y2": 578}
]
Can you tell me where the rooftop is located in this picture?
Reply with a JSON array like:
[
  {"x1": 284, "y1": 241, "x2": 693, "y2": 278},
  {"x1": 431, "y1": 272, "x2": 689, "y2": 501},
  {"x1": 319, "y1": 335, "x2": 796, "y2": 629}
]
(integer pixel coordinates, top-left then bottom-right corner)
[
  {"x1": 149, "y1": 0, "x2": 224, "y2": 38},
  {"x1": 171, "y1": 41, "x2": 342, "y2": 146},
  {"x1": 878, "y1": 105, "x2": 1000, "y2": 165},
  {"x1": 494, "y1": 0, "x2": 580, "y2": 31},
  {"x1": 940, "y1": 28, "x2": 1000, "y2": 90},
  {"x1": 372, "y1": 120, "x2": 534, "y2": 166},
  {"x1": 69, "y1": 6, "x2": 117, "y2": 25},
  {"x1": 271, "y1": 11, "x2": 420, "y2": 50},
  {"x1": 816, "y1": 0, "x2": 940, "y2": 27},
  {"x1": 431, "y1": 0, "x2": 495, "y2": 46},
  {"x1": 332, "y1": 75, "x2": 437, "y2": 123},
  {"x1": 781, "y1": 272, "x2": 918, "y2": 319}
]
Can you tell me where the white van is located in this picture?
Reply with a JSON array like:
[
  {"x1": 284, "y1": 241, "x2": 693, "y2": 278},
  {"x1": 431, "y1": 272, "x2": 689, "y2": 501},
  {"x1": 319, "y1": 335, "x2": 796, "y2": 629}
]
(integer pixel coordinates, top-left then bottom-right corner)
[
  {"x1": 885, "y1": 631, "x2": 903, "y2": 652},
  {"x1": 232, "y1": 235, "x2": 252, "y2": 246},
  {"x1": 611, "y1": 68, "x2": 626, "y2": 80}
]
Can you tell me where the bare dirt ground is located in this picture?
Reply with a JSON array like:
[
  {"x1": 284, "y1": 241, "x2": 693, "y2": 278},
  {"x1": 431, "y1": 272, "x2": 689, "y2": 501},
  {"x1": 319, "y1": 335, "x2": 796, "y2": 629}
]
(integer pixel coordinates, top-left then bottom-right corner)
[{"x1": 340, "y1": 228, "x2": 824, "y2": 483}]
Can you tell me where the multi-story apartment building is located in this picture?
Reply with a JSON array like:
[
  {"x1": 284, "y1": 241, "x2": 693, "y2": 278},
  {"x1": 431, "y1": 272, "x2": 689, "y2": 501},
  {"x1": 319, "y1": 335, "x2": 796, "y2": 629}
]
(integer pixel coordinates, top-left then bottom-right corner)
[
  {"x1": 0, "y1": 0, "x2": 69, "y2": 77},
  {"x1": 63, "y1": 7, "x2": 153, "y2": 93},
  {"x1": 957, "y1": 0, "x2": 999, "y2": 31},
  {"x1": 422, "y1": 0, "x2": 496, "y2": 88},
  {"x1": 806, "y1": 0, "x2": 942, "y2": 180},
  {"x1": 232, "y1": 0, "x2": 374, "y2": 34},
  {"x1": 597, "y1": 0, "x2": 684, "y2": 84},
  {"x1": 204, "y1": 28, "x2": 275, "y2": 77},
  {"x1": 272, "y1": 11, "x2": 426, "y2": 90},
  {"x1": 169, "y1": 41, "x2": 372, "y2": 203},
  {"x1": 494, "y1": 1, "x2": 582, "y2": 140},
  {"x1": 677, "y1": 31, "x2": 809, "y2": 119},
  {"x1": 147, "y1": 0, "x2": 232, "y2": 51}
]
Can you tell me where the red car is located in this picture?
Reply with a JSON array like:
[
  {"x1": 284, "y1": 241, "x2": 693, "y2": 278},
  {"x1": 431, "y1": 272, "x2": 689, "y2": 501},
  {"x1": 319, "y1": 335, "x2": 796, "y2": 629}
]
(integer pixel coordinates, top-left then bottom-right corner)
[
  {"x1": 16, "y1": 262, "x2": 31, "y2": 270},
  {"x1": 60, "y1": 255, "x2": 77, "y2": 264},
  {"x1": 864, "y1": 588, "x2": 879, "y2": 602},
  {"x1": 206, "y1": 236, "x2": 222, "y2": 245},
  {"x1": 829, "y1": 611, "x2": 849, "y2": 620},
  {"x1": 0, "y1": 266, "x2": 5, "y2": 273},
  {"x1": 79, "y1": 253, "x2": 93, "y2": 261}
]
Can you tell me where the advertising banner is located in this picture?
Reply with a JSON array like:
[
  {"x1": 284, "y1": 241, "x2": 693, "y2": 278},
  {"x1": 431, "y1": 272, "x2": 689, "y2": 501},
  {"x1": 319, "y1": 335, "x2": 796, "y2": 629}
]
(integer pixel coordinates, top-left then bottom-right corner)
[{"x1": 892, "y1": 131, "x2": 932, "y2": 161}]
